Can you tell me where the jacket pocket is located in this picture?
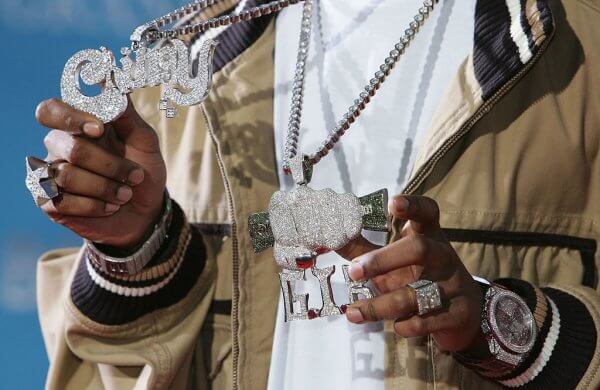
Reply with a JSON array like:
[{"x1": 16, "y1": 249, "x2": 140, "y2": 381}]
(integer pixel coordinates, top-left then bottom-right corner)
[
  {"x1": 196, "y1": 310, "x2": 233, "y2": 389},
  {"x1": 444, "y1": 229, "x2": 597, "y2": 288}
]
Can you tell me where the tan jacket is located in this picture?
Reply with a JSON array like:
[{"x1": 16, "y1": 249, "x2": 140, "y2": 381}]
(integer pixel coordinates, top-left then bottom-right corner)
[{"x1": 37, "y1": 0, "x2": 600, "y2": 389}]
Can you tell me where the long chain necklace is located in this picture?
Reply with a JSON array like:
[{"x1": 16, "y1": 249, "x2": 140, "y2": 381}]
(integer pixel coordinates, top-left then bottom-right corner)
[
  {"x1": 60, "y1": 0, "x2": 301, "y2": 123},
  {"x1": 248, "y1": 0, "x2": 438, "y2": 321}
]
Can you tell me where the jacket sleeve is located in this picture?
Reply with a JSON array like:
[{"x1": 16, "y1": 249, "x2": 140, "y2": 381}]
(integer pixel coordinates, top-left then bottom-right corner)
[
  {"x1": 458, "y1": 277, "x2": 600, "y2": 389},
  {"x1": 37, "y1": 201, "x2": 217, "y2": 389}
]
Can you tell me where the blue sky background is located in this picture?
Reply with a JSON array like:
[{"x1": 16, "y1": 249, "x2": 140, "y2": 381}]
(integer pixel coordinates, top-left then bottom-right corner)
[{"x1": 0, "y1": 1, "x2": 188, "y2": 386}]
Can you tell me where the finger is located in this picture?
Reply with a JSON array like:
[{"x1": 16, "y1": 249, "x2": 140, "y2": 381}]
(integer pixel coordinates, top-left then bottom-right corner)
[
  {"x1": 336, "y1": 235, "x2": 381, "y2": 261},
  {"x1": 348, "y1": 235, "x2": 446, "y2": 281},
  {"x1": 36, "y1": 98, "x2": 104, "y2": 137},
  {"x1": 52, "y1": 162, "x2": 133, "y2": 205},
  {"x1": 388, "y1": 195, "x2": 440, "y2": 234},
  {"x1": 41, "y1": 193, "x2": 120, "y2": 217},
  {"x1": 372, "y1": 268, "x2": 417, "y2": 294},
  {"x1": 346, "y1": 287, "x2": 416, "y2": 323},
  {"x1": 44, "y1": 130, "x2": 144, "y2": 185},
  {"x1": 110, "y1": 97, "x2": 160, "y2": 153},
  {"x1": 393, "y1": 304, "x2": 460, "y2": 338}
]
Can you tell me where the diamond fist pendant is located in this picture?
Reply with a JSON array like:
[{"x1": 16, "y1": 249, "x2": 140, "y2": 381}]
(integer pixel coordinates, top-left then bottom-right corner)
[
  {"x1": 248, "y1": 185, "x2": 389, "y2": 321},
  {"x1": 60, "y1": 37, "x2": 217, "y2": 123}
]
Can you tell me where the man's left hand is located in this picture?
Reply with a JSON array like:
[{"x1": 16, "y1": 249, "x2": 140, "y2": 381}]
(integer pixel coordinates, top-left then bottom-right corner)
[{"x1": 338, "y1": 195, "x2": 484, "y2": 353}]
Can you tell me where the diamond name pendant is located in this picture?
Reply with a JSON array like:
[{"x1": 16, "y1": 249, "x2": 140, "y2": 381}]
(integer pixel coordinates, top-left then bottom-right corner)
[
  {"x1": 60, "y1": 25, "x2": 217, "y2": 123},
  {"x1": 248, "y1": 155, "x2": 387, "y2": 321}
]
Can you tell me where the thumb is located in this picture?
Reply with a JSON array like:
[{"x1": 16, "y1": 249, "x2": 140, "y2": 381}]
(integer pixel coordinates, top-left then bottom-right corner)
[{"x1": 110, "y1": 97, "x2": 161, "y2": 153}]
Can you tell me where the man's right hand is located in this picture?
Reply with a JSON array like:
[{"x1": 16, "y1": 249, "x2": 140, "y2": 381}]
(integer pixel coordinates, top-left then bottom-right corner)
[{"x1": 35, "y1": 98, "x2": 167, "y2": 250}]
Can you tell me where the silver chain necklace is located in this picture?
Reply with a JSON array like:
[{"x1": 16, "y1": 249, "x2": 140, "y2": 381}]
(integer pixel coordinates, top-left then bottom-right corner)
[
  {"x1": 283, "y1": 0, "x2": 437, "y2": 175},
  {"x1": 248, "y1": 0, "x2": 439, "y2": 321},
  {"x1": 60, "y1": 0, "x2": 301, "y2": 123}
]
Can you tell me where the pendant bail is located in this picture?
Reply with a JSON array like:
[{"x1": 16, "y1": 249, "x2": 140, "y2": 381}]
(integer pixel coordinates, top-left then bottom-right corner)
[
  {"x1": 289, "y1": 154, "x2": 313, "y2": 185},
  {"x1": 130, "y1": 23, "x2": 160, "y2": 50}
]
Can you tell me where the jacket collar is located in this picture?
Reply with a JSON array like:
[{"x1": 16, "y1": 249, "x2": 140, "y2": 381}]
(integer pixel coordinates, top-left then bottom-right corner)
[{"x1": 406, "y1": 0, "x2": 556, "y2": 194}]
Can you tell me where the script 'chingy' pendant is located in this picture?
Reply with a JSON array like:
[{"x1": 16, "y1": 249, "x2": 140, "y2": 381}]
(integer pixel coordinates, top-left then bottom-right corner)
[{"x1": 60, "y1": 33, "x2": 217, "y2": 123}]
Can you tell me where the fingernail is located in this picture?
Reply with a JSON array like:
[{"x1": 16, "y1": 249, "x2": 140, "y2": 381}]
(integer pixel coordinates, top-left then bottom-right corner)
[
  {"x1": 390, "y1": 196, "x2": 409, "y2": 213},
  {"x1": 116, "y1": 186, "x2": 133, "y2": 203},
  {"x1": 105, "y1": 203, "x2": 120, "y2": 213},
  {"x1": 349, "y1": 258, "x2": 365, "y2": 281},
  {"x1": 346, "y1": 307, "x2": 364, "y2": 323},
  {"x1": 83, "y1": 122, "x2": 103, "y2": 137},
  {"x1": 128, "y1": 169, "x2": 144, "y2": 185}
]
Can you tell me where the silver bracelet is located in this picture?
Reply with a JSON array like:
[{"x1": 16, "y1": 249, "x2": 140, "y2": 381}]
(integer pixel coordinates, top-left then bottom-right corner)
[{"x1": 86, "y1": 191, "x2": 173, "y2": 276}]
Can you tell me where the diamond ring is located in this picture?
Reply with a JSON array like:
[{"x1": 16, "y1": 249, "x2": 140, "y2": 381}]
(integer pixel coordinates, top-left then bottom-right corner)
[
  {"x1": 408, "y1": 279, "x2": 443, "y2": 316},
  {"x1": 25, "y1": 156, "x2": 60, "y2": 206}
]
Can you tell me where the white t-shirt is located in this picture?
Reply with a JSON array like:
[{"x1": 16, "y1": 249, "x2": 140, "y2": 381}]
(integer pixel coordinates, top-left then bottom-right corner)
[{"x1": 268, "y1": 1, "x2": 475, "y2": 389}]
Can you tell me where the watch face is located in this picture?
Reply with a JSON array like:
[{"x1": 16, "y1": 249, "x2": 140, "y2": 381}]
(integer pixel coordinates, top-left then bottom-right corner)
[{"x1": 488, "y1": 290, "x2": 536, "y2": 354}]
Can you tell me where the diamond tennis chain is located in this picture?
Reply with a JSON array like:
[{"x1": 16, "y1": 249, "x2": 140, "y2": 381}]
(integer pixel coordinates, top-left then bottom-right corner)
[
  {"x1": 137, "y1": 0, "x2": 304, "y2": 46},
  {"x1": 282, "y1": 0, "x2": 439, "y2": 174}
]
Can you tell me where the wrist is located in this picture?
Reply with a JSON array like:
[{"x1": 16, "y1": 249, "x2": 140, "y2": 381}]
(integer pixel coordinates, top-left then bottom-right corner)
[
  {"x1": 97, "y1": 192, "x2": 167, "y2": 254},
  {"x1": 455, "y1": 277, "x2": 492, "y2": 359},
  {"x1": 86, "y1": 190, "x2": 173, "y2": 275}
]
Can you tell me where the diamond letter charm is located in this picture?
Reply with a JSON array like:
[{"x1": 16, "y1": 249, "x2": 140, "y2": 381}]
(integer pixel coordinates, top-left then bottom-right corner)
[
  {"x1": 312, "y1": 266, "x2": 342, "y2": 317},
  {"x1": 279, "y1": 270, "x2": 310, "y2": 321},
  {"x1": 61, "y1": 48, "x2": 128, "y2": 123},
  {"x1": 342, "y1": 265, "x2": 374, "y2": 303}
]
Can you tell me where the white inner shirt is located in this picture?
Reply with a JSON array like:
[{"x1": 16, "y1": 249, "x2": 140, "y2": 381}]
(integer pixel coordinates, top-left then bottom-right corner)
[{"x1": 269, "y1": 1, "x2": 475, "y2": 389}]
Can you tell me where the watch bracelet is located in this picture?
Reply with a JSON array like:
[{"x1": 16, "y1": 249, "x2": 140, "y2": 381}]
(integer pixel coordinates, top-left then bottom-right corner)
[
  {"x1": 94, "y1": 220, "x2": 190, "y2": 283},
  {"x1": 86, "y1": 191, "x2": 173, "y2": 276}
]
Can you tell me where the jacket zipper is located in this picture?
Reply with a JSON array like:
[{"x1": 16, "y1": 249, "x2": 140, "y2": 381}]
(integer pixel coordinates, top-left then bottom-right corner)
[
  {"x1": 399, "y1": 22, "x2": 555, "y2": 385},
  {"x1": 200, "y1": 10, "x2": 554, "y2": 389},
  {"x1": 403, "y1": 34, "x2": 554, "y2": 196},
  {"x1": 201, "y1": 106, "x2": 241, "y2": 390}
]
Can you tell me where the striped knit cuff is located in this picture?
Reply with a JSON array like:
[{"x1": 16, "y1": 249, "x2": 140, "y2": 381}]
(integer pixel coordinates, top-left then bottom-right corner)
[
  {"x1": 473, "y1": 0, "x2": 554, "y2": 100},
  {"x1": 70, "y1": 201, "x2": 207, "y2": 325},
  {"x1": 489, "y1": 281, "x2": 597, "y2": 388}
]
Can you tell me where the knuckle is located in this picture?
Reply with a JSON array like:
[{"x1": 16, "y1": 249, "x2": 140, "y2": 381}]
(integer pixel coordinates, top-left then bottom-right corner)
[
  {"x1": 408, "y1": 235, "x2": 429, "y2": 261},
  {"x1": 63, "y1": 113, "x2": 74, "y2": 130},
  {"x1": 392, "y1": 291, "x2": 409, "y2": 314},
  {"x1": 365, "y1": 302, "x2": 379, "y2": 321},
  {"x1": 68, "y1": 139, "x2": 87, "y2": 164},
  {"x1": 53, "y1": 163, "x2": 72, "y2": 188},
  {"x1": 105, "y1": 159, "x2": 123, "y2": 180},
  {"x1": 43, "y1": 131, "x2": 55, "y2": 148},
  {"x1": 81, "y1": 198, "x2": 101, "y2": 214},
  {"x1": 395, "y1": 318, "x2": 427, "y2": 337},
  {"x1": 410, "y1": 318, "x2": 427, "y2": 335},
  {"x1": 367, "y1": 253, "x2": 383, "y2": 275},
  {"x1": 98, "y1": 179, "x2": 116, "y2": 199},
  {"x1": 52, "y1": 195, "x2": 69, "y2": 214}
]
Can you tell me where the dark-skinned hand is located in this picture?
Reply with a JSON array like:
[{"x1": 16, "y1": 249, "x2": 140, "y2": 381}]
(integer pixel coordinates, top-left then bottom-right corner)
[
  {"x1": 35, "y1": 98, "x2": 166, "y2": 249},
  {"x1": 337, "y1": 195, "x2": 485, "y2": 353}
]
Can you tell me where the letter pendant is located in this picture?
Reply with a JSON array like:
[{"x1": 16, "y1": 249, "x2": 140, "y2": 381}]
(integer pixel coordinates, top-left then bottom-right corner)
[{"x1": 278, "y1": 265, "x2": 375, "y2": 322}]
